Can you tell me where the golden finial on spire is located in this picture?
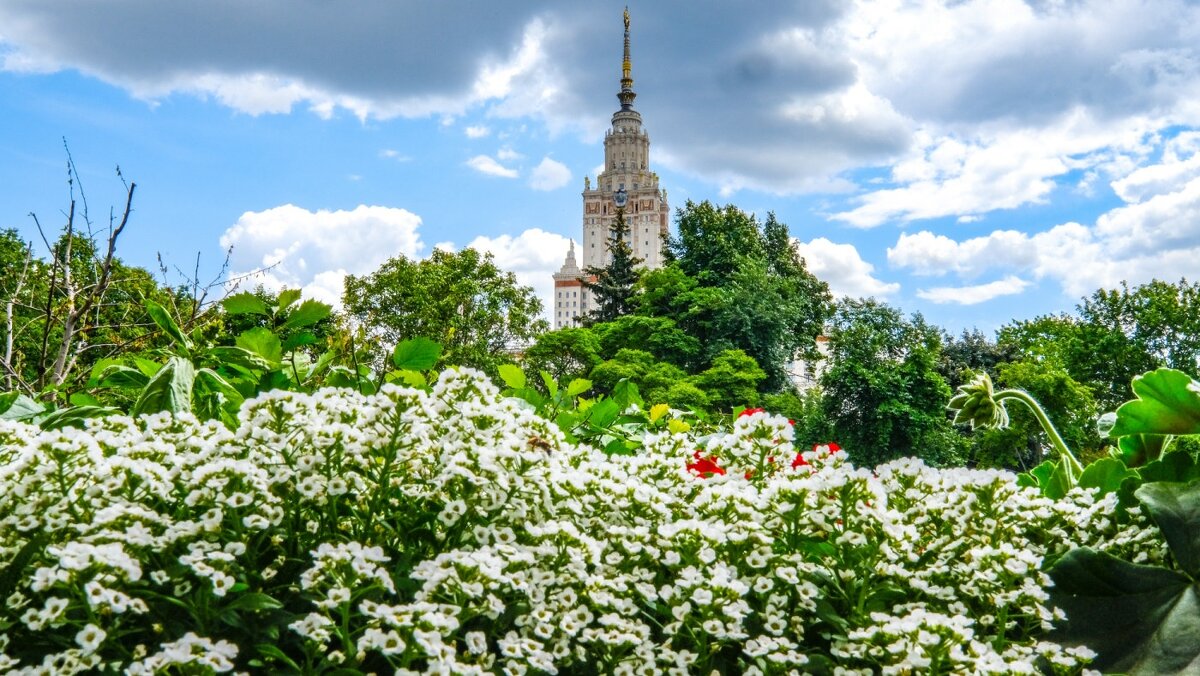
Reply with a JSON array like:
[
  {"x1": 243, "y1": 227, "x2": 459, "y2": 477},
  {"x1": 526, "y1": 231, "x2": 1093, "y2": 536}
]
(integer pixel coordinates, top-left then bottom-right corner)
[{"x1": 624, "y1": 6, "x2": 630, "y2": 29}]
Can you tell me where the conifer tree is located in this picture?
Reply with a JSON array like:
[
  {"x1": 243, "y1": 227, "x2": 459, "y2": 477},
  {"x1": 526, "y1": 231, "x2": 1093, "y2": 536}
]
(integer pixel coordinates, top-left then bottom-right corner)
[{"x1": 582, "y1": 208, "x2": 642, "y2": 324}]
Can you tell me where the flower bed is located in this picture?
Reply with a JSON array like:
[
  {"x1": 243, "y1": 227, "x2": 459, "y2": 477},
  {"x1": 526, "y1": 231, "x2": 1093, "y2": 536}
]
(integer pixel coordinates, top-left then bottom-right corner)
[{"x1": 0, "y1": 369, "x2": 1162, "y2": 674}]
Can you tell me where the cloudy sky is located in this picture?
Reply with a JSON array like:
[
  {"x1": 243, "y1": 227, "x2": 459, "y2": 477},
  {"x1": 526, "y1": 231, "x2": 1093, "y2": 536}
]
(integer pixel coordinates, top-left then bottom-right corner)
[{"x1": 2, "y1": 0, "x2": 1198, "y2": 334}]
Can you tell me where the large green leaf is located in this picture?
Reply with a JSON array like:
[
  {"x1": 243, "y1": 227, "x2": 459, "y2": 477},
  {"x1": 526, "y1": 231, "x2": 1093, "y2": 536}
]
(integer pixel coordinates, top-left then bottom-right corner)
[
  {"x1": 236, "y1": 328, "x2": 283, "y2": 365},
  {"x1": 145, "y1": 299, "x2": 192, "y2": 353},
  {"x1": 0, "y1": 392, "x2": 44, "y2": 421},
  {"x1": 1108, "y1": 368, "x2": 1200, "y2": 438},
  {"x1": 281, "y1": 299, "x2": 332, "y2": 331},
  {"x1": 1050, "y1": 480, "x2": 1200, "y2": 674},
  {"x1": 132, "y1": 357, "x2": 195, "y2": 416},
  {"x1": 221, "y1": 291, "x2": 269, "y2": 316},
  {"x1": 193, "y1": 368, "x2": 245, "y2": 428},
  {"x1": 1138, "y1": 482, "x2": 1200, "y2": 576},
  {"x1": 276, "y1": 288, "x2": 302, "y2": 312},
  {"x1": 96, "y1": 364, "x2": 151, "y2": 389},
  {"x1": 1078, "y1": 457, "x2": 1138, "y2": 496},
  {"x1": 392, "y1": 338, "x2": 442, "y2": 371},
  {"x1": 1049, "y1": 547, "x2": 1198, "y2": 674},
  {"x1": 204, "y1": 346, "x2": 276, "y2": 372},
  {"x1": 38, "y1": 405, "x2": 121, "y2": 430},
  {"x1": 497, "y1": 363, "x2": 526, "y2": 390}
]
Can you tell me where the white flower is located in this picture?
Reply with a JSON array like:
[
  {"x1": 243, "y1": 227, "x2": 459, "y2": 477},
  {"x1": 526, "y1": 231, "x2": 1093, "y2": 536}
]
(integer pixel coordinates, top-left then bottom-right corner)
[{"x1": 75, "y1": 623, "x2": 107, "y2": 654}]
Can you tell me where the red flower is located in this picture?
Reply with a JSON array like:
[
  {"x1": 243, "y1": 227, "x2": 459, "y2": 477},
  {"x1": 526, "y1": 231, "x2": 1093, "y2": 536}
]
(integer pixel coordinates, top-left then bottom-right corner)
[
  {"x1": 687, "y1": 450, "x2": 726, "y2": 477},
  {"x1": 791, "y1": 452, "x2": 809, "y2": 468},
  {"x1": 738, "y1": 407, "x2": 765, "y2": 418},
  {"x1": 815, "y1": 442, "x2": 841, "y2": 454}
]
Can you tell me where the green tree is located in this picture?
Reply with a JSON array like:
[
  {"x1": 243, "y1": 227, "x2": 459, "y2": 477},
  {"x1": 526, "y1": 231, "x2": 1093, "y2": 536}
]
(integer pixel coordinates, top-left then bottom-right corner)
[
  {"x1": 938, "y1": 328, "x2": 1017, "y2": 392},
  {"x1": 654, "y1": 201, "x2": 832, "y2": 390},
  {"x1": 1000, "y1": 279, "x2": 1200, "y2": 412},
  {"x1": 691, "y1": 349, "x2": 767, "y2": 412},
  {"x1": 522, "y1": 327, "x2": 602, "y2": 385},
  {"x1": 819, "y1": 299, "x2": 963, "y2": 467},
  {"x1": 582, "y1": 208, "x2": 641, "y2": 324},
  {"x1": 343, "y1": 248, "x2": 547, "y2": 376},
  {"x1": 590, "y1": 315, "x2": 700, "y2": 368}
]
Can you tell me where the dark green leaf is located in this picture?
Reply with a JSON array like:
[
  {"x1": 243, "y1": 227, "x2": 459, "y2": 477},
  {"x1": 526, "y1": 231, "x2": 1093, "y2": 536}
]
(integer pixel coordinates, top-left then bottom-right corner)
[
  {"x1": 39, "y1": 406, "x2": 121, "y2": 430},
  {"x1": 497, "y1": 363, "x2": 526, "y2": 390},
  {"x1": 0, "y1": 534, "x2": 45, "y2": 600},
  {"x1": 132, "y1": 357, "x2": 195, "y2": 416},
  {"x1": 236, "y1": 327, "x2": 283, "y2": 364},
  {"x1": 1138, "y1": 450, "x2": 1200, "y2": 485},
  {"x1": 1136, "y1": 481, "x2": 1200, "y2": 577},
  {"x1": 221, "y1": 291, "x2": 269, "y2": 316},
  {"x1": 256, "y1": 644, "x2": 302, "y2": 672},
  {"x1": 222, "y1": 592, "x2": 284, "y2": 612},
  {"x1": 145, "y1": 299, "x2": 192, "y2": 353},
  {"x1": 281, "y1": 299, "x2": 332, "y2": 331},
  {"x1": 1049, "y1": 546, "x2": 1199, "y2": 674},
  {"x1": 96, "y1": 364, "x2": 151, "y2": 389},
  {"x1": 193, "y1": 368, "x2": 245, "y2": 427},
  {"x1": 1109, "y1": 368, "x2": 1200, "y2": 438},
  {"x1": 204, "y1": 346, "x2": 276, "y2": 372},
  {"x1": 587, "y1": 399, "x2": 621, "y2": 429},
  {"x1": 281, "y1": 331, "x2": 318, "y2": 353},
  {"x1": 1116, "y1": 433, "x2": 1173, "y2": 467},
  {"x1": 276, "y1": 288, "x2": 302, "y2": 312},
  {"x1": 392, "y1": 338, "x2": 442, "y2": 371},
  {"x1": 1078, "y1": 457, "x2": 1138, "y2": 496}
]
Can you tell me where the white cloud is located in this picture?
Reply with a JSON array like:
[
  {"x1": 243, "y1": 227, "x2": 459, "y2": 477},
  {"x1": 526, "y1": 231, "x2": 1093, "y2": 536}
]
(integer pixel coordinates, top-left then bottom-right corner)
[
  {"x1": 496, "y1": 147, "x2": 523, "y2": 161},
  {"x1": 793, "y1": 237, "x2": 899, "y2": 298},
  {"x1": 1111, "y1": 131, "x2": 1200, "y2": 203},
  {"x1": 465, "y1": 154, "x2": 519, "y2": 178},
  {"x1": 529, "y1": 157, "x2": 571, "y2": 191},
  {"x1": 465, "y1": 229, "x2": 573, "y2": 318},
  {"x1": 464, "y1": 124, "x2": 490, "y2": 138},
  {"x1": 834, "y1": 110, "x2": 1160, "y2": 227},
  {"x1": 916, "y1": 276, "x2": 1031, "y2": 305},
  {"x1": 888, "y1": 149, "x2": 1200, "y2": 298},
  {"x1": 219, "y1": 204, "x2": 423, "y2": 307},
  {"x1": 379, "y1": 148, "x2": 410, "y2": 162}
]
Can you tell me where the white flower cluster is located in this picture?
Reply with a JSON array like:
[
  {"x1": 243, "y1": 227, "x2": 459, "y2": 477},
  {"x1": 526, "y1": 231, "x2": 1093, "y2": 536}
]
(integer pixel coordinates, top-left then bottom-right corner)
[{"x1": 0, "y1": 368, "x2": 1159, "y2": 673}]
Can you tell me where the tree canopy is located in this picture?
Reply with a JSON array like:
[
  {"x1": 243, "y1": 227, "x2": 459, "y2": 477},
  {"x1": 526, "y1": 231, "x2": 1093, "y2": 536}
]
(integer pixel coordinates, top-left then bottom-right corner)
[{"x1": 342, "y1": 248, "x2": 547, "y2": 376}]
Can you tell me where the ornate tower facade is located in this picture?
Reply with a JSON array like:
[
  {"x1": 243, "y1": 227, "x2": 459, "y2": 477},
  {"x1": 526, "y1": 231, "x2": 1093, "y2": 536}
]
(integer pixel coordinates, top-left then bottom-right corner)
[{"x1": 553, "y1": 7, "x2": 669, "y2": 329}]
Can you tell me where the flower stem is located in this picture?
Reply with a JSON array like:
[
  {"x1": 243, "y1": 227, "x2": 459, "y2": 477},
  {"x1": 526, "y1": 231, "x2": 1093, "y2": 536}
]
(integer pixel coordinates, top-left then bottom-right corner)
[{"x1": 995, "y1": 389, "x2": 1084, "y2": 482}]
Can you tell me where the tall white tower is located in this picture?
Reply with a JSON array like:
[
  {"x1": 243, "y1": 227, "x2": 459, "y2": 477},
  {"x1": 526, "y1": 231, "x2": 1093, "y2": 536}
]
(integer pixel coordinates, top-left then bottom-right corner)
[{"x1": 553, "y1": 7, "x2": 669, "y2": 329}]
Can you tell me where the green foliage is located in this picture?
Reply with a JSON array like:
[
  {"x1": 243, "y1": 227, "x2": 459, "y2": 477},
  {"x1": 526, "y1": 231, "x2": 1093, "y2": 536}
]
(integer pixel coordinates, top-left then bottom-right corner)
[
  {"x1": 1049, "y1": 481, "x2": 1200, "y2": 674},
  {"x1": 521, "y1": 328, "x2": 602, "y2": 386},
  {"x1": 581, "y1": 208, "x2": 641, "y2": 323},
  {"x1": 652, "y1": 202, "x2": 831, "y2": 391},
  {"x1": 343, "y1": 248, "x2": 547, "y2": 376},
  {"x1": 691, "y1": 349, "x2": 766, "y2": 412},
  {"x1": 821, "y1": 299, "x2": 962, "y2": 467}
]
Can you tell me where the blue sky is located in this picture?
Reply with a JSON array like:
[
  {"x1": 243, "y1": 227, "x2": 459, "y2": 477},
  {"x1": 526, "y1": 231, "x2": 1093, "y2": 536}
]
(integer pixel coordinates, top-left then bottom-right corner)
[{"x1": 2, "y1": 0, "x2": 1199, "y2": 337}]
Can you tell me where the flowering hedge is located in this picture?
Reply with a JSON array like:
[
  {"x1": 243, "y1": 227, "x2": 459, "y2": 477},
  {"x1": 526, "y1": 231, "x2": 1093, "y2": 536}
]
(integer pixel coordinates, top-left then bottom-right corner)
[{"x1": 0, "y1": 369, "x2": 1164, "y2": 674}]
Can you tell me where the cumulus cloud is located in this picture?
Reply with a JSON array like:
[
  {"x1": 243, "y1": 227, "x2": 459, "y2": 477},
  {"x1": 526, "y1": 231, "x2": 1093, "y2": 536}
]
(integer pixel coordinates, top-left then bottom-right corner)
[
  {"x1": 887, "y1": 142, "x2": 1200, "y2": 298},
  {"x1": 794, "y1": 237, "x2": 899, "y2": 298},
  {"x1": 219, "y1": 204, "x2": 423, "y2": 307},
  {"x1": 529, "y1": 157, "x2": 571, "y2": 191},
  {"x1": 466, "y1": 154, "x2": 519, "y2": 178},
  {"x1": 465, "y1": 229, "x2": 573, "y2": 317},
  {"x1": 464, "y1": 125, "x2": 490, "y2": 138},
  {"x1": 916, "y1": 276, "x2": 1031, "y2": 305},
  {"x1": 3, "y1": 0, "x2": 1199, "y2": 203}
]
